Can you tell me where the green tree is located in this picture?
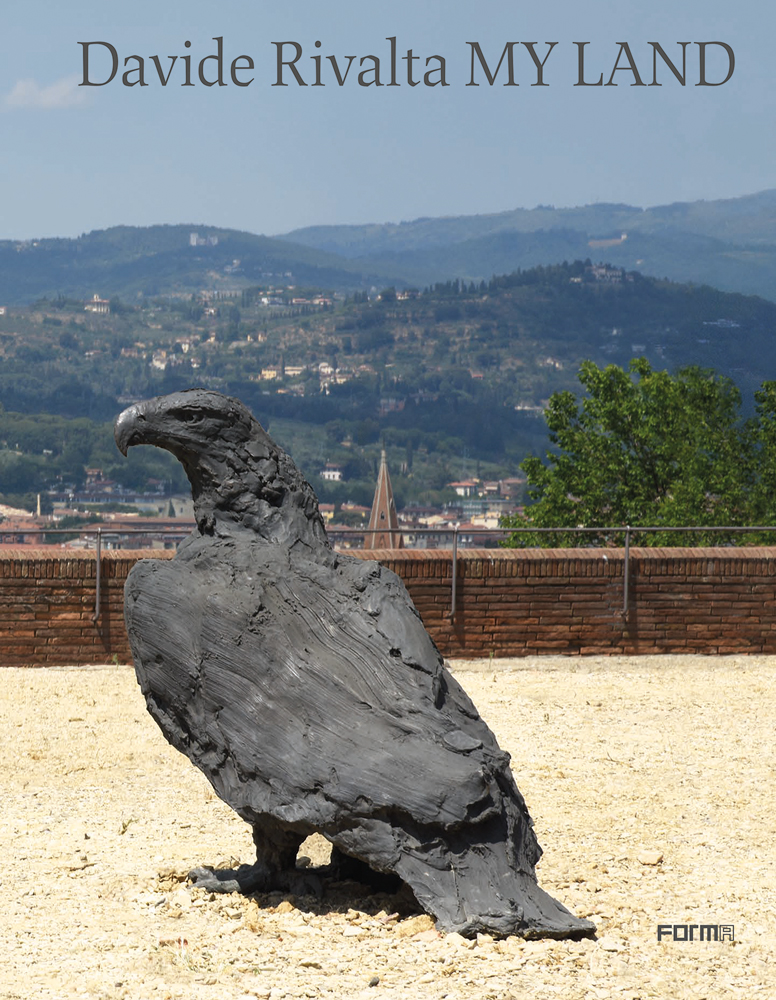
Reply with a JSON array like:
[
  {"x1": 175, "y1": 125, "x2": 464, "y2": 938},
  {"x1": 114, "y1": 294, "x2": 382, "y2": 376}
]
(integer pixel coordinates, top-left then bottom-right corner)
[
  {"x1": 503, "y1": 358, "x2": 754, "y2": 547},
  {"x1": 222, "y1": 305, "x2": 241, "y2": 343},
  {"x1": 747, "y1": 381, "x2": 776, "y2": 535}
]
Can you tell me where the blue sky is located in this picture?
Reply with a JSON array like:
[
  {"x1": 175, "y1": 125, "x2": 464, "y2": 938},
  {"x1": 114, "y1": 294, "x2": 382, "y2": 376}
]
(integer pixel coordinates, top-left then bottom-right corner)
[{"x1": 0, "y1": 1, "x2": 773, "y2": 239}]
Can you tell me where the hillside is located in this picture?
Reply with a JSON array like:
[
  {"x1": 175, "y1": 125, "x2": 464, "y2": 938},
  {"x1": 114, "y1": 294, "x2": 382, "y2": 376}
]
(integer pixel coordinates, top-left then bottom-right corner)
[
  {"x1": 280, "y1": 189, "x2": 776, "y2": 302},
  {"x1": 283, "y1": 191, "x2": 776, "y2": 254},
  {"x1": 1, "y1": 261, "x2": 775, "y2": 512},
  {"x1": 1, "y1": 190, "x2": 775, "y2": 307},
  {"x1": 0, "y1": 225, "x2": 397, "y2": 306}
]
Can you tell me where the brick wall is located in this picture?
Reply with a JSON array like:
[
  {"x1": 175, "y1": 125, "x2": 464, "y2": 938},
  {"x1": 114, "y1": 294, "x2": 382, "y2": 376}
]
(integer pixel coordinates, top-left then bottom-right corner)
[
  {"x1": 0, "y1": 548, "x2": 159, "y2": 667},
  {"x1": 351, "y1": 547, "x2": 776, "y2": 656},
  {"x1": 1, "y1": 545, "x2": 775, "y2": 666}
]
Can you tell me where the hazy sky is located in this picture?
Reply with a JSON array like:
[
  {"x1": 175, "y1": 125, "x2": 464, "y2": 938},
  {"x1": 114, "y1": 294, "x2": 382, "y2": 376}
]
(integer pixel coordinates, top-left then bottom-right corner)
[{"x1": 1, "y1": 1, "x2": 773, "y2": 239}]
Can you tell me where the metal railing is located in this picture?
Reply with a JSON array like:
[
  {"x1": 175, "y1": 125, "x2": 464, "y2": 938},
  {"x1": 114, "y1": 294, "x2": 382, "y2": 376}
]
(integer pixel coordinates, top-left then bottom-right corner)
[
  {"x1": 3, "y1": 522, "x2": 776, "y2": 623},
  {"x1": 349, "y1": 523, "x2": 776, "y2": 620},
  {"x1": 0, "y1": 525, "x2": 187, "y2": 623}
]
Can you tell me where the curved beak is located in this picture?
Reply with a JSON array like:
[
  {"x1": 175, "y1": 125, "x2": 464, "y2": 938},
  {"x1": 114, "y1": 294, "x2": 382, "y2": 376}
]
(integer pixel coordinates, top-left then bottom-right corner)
[{"x1": 114, "y1": 401, "x2": 150, "y2": 457}]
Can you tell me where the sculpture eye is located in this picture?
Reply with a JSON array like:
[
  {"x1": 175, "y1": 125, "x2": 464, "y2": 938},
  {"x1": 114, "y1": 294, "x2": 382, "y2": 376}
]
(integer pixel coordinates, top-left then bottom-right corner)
[{"x1": 180, "y1": 410, "x2": 205, "y2": 424}]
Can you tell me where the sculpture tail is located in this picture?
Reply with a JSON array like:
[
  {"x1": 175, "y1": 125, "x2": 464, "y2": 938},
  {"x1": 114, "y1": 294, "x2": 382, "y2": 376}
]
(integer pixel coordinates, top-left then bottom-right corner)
[{"x1": 392, "y1": 807, "x2": 595, "y2": 939}]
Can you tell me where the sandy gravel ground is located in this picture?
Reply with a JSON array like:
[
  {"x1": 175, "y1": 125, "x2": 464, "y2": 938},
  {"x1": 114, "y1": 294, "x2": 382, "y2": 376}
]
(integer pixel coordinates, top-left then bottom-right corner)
[{"x1": 2, "y1": 656, "x2": 774, "y2": 1000}]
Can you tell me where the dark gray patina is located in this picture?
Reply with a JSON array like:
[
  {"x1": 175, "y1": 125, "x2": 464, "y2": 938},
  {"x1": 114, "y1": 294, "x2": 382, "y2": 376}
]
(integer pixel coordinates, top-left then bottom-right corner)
[{"x1": 114, "y1": 389, "x2": 594, "y2": 939}]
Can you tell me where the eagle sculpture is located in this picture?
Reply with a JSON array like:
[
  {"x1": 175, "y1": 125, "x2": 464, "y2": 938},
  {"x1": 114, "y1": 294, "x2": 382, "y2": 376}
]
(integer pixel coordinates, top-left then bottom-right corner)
[{"x1": 114, "y1": 388, "x2": 593, "y2": 939}]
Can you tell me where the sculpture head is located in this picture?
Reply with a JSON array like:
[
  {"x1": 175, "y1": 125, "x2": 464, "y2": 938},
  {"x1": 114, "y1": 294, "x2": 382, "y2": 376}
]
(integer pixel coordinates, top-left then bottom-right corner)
[
  {"x1": 115, "y1": 388, "x2": 263, "y2": 463},
  {"x1": 115, "y1": 388, "x2": 327, "y2": 547}
]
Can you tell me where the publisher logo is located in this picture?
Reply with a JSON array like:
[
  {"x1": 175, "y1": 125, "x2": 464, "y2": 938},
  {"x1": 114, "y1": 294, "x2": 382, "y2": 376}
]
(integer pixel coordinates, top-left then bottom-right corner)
[{"x1": 657, "y1": 924, "x2": 734, "y2": 942}]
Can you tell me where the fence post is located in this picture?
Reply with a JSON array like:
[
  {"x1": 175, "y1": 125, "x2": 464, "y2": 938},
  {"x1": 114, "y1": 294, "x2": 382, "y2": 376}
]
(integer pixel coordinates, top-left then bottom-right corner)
[
  {"x1": 449, "y1": 527, "x2": 459, "y2": 620},
  {"x1": 92, "y1": 527, "x2": 102, "y2": 623},
  {"x1": 622, "y1": 525, "x2": 631, "y2": 620}
]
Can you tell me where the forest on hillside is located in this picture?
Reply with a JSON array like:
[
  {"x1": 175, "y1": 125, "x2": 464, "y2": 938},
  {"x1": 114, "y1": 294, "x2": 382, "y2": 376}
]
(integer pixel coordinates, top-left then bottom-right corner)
[{"x1": 1, "y1": 260, "x2": 775, "y2": 513}]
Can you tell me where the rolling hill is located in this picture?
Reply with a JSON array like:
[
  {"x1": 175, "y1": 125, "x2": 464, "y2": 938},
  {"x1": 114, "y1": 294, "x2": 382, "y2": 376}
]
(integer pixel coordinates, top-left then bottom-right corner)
[
  {"x1": 279, "y1": 189, "x2": 776, "y2": 301},
  {"x1": 0, "y1": 189, "x2": 775, "y2": 306}
]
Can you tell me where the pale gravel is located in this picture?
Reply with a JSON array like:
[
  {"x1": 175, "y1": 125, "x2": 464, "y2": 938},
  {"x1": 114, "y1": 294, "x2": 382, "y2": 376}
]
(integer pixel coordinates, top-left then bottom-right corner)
[{"x1": 2, "y1": 656, "x2": 775, "y2": 1000}]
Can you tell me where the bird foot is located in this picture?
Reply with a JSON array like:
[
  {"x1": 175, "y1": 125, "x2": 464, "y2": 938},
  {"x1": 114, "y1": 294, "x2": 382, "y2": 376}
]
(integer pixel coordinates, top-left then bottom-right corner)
[
  {"x1": 188, "y1": 863, "x2": 324, "y2": 899},
  {"x1": 188, "y1": 864, "x2": 265, "y2": 894}
]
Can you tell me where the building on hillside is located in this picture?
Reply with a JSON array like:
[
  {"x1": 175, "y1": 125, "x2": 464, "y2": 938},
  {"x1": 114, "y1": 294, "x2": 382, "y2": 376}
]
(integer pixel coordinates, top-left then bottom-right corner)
[
  {"x1": 584, "y1": 264, "x2": 634, "y2": 284},
  {"x1": 448, "y1": 479, "x2": 479, "y2": 498},
  {"x1": 447, "y1": 497, "x2": 518, "y2": 522},
  {"x1": 499, "y1": 477, "x2": 527, "y2": 499},
  {"x1": 319, "y1": 464, "x2": 344, "y2": 482},
  {"x1": 364, "y1": 450, "x2": 403, "y2": 549},
  {"x1": 0, "y1": 503, "x2": 35, "y2": 520},
  {"x1": 378, "y1": 397, "x2": 405, "y2": 415},
  {"x1": 0, "y1": 517, "x2": 45, "y2": 546},
  {"x1": 68, "y1": 516, "x2": 196, "y2": 550},
  {"x1": 326, "y1": 524, "x2": 367, "y2": 549},
  {"x1": 340, "y1": 501, "x2": 370, "y2": 519},
  {"x1": 587, "y1": 233, "x2": 628, "y2": 249},
  {"x1": 318, "y1": 503, "x2": 336, "y2": 522},
  {"x1": 189, "y1": 232, "x2": 219, "y2": 247},
  {"x1": 84, "y1": 294, "x2": 110, "y2": 314}
]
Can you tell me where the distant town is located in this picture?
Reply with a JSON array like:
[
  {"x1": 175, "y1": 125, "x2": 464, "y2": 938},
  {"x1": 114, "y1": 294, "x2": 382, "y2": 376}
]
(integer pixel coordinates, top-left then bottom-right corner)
[{"x1": 0, "y1": 454, "x2": 525, "y2": 551}]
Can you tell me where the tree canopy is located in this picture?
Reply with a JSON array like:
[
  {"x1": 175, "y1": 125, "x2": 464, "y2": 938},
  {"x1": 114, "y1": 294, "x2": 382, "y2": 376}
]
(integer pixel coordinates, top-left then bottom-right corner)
[{"x1": 503, "y1": 358, "x2": 776, "y2": 546}]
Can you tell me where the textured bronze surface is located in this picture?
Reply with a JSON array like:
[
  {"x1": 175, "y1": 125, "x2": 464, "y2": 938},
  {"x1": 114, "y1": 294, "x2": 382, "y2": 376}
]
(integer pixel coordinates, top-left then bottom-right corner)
[{"x1": 115, "y1": 389, "x2": 594, "y2": 938}]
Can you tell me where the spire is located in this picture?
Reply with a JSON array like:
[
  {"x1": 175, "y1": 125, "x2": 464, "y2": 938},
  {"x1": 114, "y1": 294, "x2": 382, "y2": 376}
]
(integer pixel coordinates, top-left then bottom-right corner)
[{"x1": 364, "y1": 449, "x2": 403, "y2": 549}]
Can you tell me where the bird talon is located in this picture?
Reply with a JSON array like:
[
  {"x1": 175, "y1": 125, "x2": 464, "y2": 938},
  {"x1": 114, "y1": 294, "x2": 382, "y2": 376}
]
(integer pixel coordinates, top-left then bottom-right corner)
[{"x1": 187, "y1": 863, "x2": 269, "y2": 894}]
